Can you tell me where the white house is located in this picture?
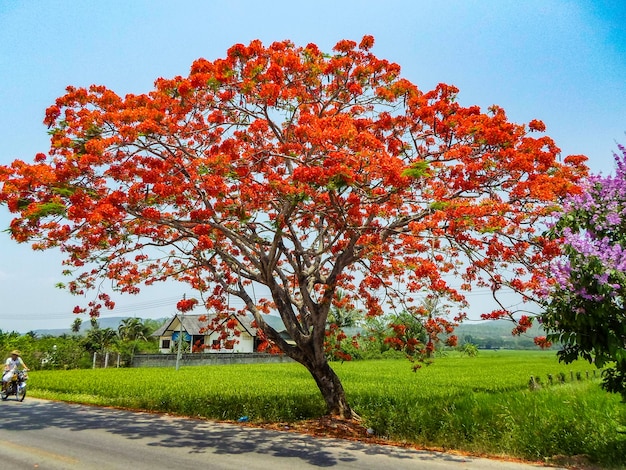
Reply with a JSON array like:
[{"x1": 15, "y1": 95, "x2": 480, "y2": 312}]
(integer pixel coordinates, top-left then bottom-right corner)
[{"x1": 152, "y1": 313, "x2": 290, "y2": 354}]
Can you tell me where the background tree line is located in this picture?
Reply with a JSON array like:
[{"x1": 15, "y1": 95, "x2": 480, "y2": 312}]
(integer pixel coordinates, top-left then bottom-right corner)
[
  {"x1": 1, "y1": 307, "x2": 551, "y2": 371},
  {"x1": 0, "y1": 317, "x2": 163, "y2": 370}
]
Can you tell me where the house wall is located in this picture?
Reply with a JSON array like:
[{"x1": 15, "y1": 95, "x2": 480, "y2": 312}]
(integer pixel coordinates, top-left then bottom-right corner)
[
  {"x1": 132, "y1": 352, "x2": 294, "y2": 368},
  {"x1": 205, "y1": 330, "x2": 255, "y2": 353},
  {"x1": 157, "y1": 327, "x2": 255, "y2": 354}
]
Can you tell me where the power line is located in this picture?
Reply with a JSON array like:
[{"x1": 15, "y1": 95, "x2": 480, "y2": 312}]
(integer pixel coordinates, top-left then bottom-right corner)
[
  {"x1": 0, "y1": 284, "x2": 519, "y2": 321},
  {"x1": 0, "y1": 292, "x2": 253, "y2": 320},
  {"x1": 0, "y1": 295, "x2": 189, "y2": 320}
]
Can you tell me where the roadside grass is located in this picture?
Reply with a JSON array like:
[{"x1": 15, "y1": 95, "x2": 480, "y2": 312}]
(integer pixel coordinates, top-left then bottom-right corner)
[{"x1": 26, "y1": 350, "x2": 626, "y2": 468}]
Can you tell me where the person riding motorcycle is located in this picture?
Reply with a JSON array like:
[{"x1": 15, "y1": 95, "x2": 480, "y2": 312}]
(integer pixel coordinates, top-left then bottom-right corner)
[{"x1": 2, "y1": 350, "x2": 29, "y2": 391}]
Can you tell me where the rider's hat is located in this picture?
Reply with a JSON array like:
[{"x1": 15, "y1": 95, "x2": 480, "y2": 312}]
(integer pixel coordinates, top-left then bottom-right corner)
[{"x1": 10, "y1": 350, "x2": 20, "y2": 356}]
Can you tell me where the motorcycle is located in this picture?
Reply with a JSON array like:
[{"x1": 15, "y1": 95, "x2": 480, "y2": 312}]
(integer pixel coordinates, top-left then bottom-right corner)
[{"x1": 1, "y1": 368, "x2": 27, "y2": 402}]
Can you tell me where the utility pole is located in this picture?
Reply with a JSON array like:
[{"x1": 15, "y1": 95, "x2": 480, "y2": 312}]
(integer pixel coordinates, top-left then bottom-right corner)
[{"x1": 175, "y1": 294, "x2": 185, "y2": 371}]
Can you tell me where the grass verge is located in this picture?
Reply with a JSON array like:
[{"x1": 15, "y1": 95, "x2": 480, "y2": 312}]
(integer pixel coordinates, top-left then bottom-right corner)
[{"x1": 27, "y1": 350, "x2": 626, "y2": 468}]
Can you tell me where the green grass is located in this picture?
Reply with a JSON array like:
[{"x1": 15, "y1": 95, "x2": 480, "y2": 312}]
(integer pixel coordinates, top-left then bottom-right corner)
[{"x1": 27, "y1": 350, "x2": 626, "y2": 468}]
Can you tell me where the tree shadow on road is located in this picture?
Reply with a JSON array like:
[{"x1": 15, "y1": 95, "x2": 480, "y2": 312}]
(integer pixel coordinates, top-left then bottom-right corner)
[{"x1": 1, "y1": 399, "x2": 478, "y2": 468}]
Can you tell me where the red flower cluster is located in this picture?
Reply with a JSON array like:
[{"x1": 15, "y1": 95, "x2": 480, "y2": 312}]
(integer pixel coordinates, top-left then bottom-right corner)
[{"x1": 176, "y1": 298, "x2": 198, "y2": 313}]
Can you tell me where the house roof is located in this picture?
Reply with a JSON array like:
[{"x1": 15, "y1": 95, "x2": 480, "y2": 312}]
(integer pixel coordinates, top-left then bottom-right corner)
[{"x1": 153, "y1": 313, "x2": 287, "y2": 338}]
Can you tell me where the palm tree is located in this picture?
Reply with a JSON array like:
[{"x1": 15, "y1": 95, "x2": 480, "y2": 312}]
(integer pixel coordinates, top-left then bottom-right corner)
[
  {"x1": 118, "y1": 318, "x2": 150, "y2": 342},
  {"x1": 117, "y1": 318, "x2": 152, "y2": 361},
  {"x1": 71, "y1": 318, "x2": 83, "y2": 334},
  {"x1": 327, "y1": 290, "x2": 363, "y2": 328},
  {"x1": 83, "y1": 327, "x2": 117, "y2": 355}
]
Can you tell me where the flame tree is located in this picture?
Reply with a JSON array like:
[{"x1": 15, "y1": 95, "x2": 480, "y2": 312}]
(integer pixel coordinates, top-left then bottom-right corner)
[{"x1": 0, "y1": 37, "x2": 587, "y2": 418}]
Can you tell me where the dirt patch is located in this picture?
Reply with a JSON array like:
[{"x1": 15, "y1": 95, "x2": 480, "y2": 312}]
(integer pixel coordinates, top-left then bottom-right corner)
[
  {"x1": 257, "y1": 415, "x2": 377, "y2": 441},
  {"x1": 240, "y1": 416, "x2": 605, "y2": 470}
]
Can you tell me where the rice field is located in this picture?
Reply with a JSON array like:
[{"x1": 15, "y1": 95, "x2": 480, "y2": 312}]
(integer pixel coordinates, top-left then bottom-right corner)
[{"x1": 27, "y1": 350, "x2": 626, "y2": 468}]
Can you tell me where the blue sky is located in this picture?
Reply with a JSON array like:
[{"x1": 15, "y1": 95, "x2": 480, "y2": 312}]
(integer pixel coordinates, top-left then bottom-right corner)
[{"x1": 0, "y1": 1, "x2": 624, "y2": 332}]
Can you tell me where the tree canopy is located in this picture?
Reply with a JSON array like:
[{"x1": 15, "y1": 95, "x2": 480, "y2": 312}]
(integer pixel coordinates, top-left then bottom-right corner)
[
  {"x1": 0, "y1": 36, "x2": 587, "y2": 417},
  {"x1": 542, "y1": 143, "x2": 626, "y2": 399}
]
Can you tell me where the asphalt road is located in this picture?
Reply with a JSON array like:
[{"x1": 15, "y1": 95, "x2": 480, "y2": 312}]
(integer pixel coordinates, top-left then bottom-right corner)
[{"x1": 0, "y1": 398, "x2": 560, "y2": 470}]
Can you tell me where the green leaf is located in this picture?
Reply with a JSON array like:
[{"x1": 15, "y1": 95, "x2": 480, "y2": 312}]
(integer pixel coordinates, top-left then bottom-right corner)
[
  {"x1": 27, "y1": 202, "x2": 67, "y2": 219},
  {"x1": 402, "y1": 161, "x2": 431, "y2": 179}
]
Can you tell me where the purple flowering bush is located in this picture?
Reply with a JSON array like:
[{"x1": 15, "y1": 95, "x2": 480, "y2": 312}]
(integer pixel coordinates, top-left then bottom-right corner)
[{"x1": 542, "y1": 143, "x2": 626, "y2": 400}]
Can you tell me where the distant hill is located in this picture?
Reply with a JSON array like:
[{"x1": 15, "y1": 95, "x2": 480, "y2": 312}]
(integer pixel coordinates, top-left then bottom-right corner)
[
  {"x1": 453, "y1": 319, "x2": 552, "y2": 350},
  {"x1": 34, "y1": 317, "x2": 168, "y2": 337}
]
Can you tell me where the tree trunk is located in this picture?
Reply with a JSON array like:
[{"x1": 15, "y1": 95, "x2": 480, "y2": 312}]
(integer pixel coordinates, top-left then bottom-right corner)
[
  {"x1": 303, "y1": 359, "x2": 354, "y2": 419},
  {"x1": 248, "y1": 287, "x2": 356, "y2": 419}
]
